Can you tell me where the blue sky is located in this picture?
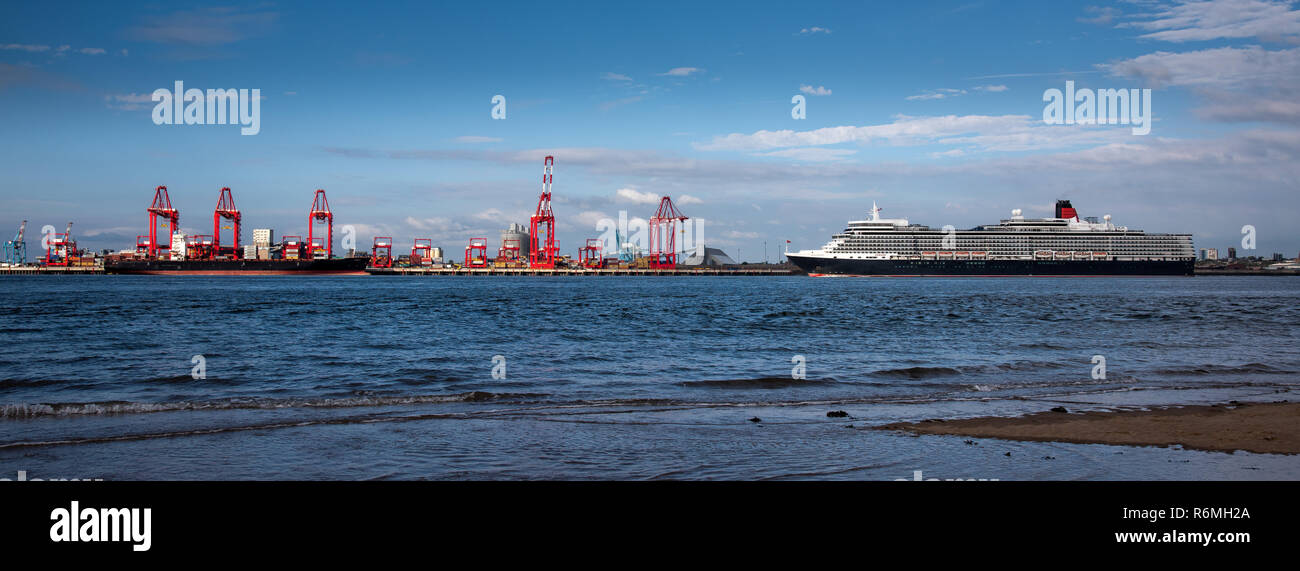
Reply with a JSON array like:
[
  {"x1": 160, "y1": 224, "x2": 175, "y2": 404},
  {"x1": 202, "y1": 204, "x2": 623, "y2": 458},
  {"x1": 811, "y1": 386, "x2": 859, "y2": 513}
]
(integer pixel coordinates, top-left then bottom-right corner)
[{"x1": 2, "y1": 0, "x2": 1298, "y2": 260}]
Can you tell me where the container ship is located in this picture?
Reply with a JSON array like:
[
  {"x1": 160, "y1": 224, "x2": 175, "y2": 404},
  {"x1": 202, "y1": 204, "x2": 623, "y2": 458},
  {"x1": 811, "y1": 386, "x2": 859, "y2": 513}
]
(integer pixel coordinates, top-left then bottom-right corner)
[{"x1": 787, "y1": 200, "x2": 1194, "y2": 277}]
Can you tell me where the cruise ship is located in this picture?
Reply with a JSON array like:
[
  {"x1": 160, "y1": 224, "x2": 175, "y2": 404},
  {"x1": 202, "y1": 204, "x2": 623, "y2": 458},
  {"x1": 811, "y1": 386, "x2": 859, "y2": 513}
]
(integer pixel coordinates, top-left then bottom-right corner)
[{"x1": 787, "y1": 200, "x2": 1194, "y2": 276}]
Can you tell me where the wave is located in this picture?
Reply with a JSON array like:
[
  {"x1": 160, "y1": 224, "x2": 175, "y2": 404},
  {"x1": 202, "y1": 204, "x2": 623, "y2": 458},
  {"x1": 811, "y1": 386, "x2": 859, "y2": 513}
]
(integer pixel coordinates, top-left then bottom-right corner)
[
  {"x1": 0, "y1": 391, "x2": 549, "y2": 420},
  {"x1": 679, "y1": 377, "x2": 835, "y2": 389},
  {"x1": 1151, "y1": 363, "x2": 1296, "y2": 376},
  {"x1": 0, "y1": 378, "x2": 67, "y2": 389},
  {"x1": 870, "y1": 366, "x2": 962, "y2": 379},
  {"x1": 1019, "y1": 342, "x2": 1067, "y2": 349},
  {"x1": 762, "y1": 309, "x2": 825, "y2": 318}
]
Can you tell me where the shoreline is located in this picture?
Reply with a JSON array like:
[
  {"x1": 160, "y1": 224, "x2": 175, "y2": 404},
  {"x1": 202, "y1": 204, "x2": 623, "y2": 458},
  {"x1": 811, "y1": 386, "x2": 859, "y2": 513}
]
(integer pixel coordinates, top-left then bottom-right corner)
[{"x1": 875, "y1": 401, "x2": 1300, "y2": 455}]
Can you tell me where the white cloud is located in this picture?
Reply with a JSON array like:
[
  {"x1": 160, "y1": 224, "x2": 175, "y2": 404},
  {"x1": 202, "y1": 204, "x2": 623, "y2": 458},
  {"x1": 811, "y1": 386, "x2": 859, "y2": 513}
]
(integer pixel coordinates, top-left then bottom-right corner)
[
  {"x1": 677, "y1": 195, "x2": 703, "y2": 205},
  {"x1": 931, "y1": 149, "x2": 967, "y2": 158},
  {"x1": 1106, "y1": 45, "x2": 1300, "y2": 124},
  {"x1": 799, "y1": 85, "x2": 832, "y2": 96},
  {"x1": 402, "y1": 216, "x2": 474, "y2": 238},
  {"x1": 753, "y1": 148, "x2": 858, "y2": 162},
  {"x1": 973, "y1": 84, "x2": 1008, "y2": 92},
  {"x1": 1106, "y1": 45, "x2": 1300, "y2": 88},
  {"x1": 798, "y1": 27, "x2": 832, "y2": 35},
  {"x1": 616, "y1": 187, "x2": 661, "y2": 204},
  {"x1": 602, "y1": 72, "x2": 632, "y2": 81},
  {"x1": 573, "y1": 210, "x2": 610, "y2": 230},
  {"x1": 695, "y1": 114, "x2": 1039, "y2": 151},
  {"x1": 1078, "y1": 5, "x2": 1120, "y2": 26},
  {"x1": 471, "y1": 208, "x2": 531, "y2": 225},
  {"x1": 5, "y1": 43, "x2": 110, "y2": 56},
  {"x1": 104, "y1": 93, "x2": 155, "y2": 111},
  {"x1": 906, "y1": 88, "x2": 966, "y2": 101},
  {"x1": 658, "y1": 67, "x2": 704, "y2": 77},
  {"x1": 454, "y1": 135, "x2": 504, "y2": 143},
  {"x1": 1, "y1": 44, "x2": 50, "y2": 52},
  {"x1": 1122, "y1": 0, "x2": 1300, "y2": 44}
]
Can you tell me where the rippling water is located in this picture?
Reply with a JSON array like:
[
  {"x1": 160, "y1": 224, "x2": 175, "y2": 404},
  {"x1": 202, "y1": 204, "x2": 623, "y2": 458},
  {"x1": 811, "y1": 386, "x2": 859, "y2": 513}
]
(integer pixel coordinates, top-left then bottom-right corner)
[{"x1": 1, "y1": 275, "x2": 1298, "y2": 480}]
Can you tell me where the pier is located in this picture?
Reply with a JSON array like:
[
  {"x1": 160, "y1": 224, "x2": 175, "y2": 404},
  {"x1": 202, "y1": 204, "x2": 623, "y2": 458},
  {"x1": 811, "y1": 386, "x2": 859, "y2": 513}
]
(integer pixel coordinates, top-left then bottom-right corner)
[
  {"x1": 0, "y1": 266, "x2": 104, "y2": 275},
  {"x1": 365, "y1": 267, "x2": 796, "y2": 276}
]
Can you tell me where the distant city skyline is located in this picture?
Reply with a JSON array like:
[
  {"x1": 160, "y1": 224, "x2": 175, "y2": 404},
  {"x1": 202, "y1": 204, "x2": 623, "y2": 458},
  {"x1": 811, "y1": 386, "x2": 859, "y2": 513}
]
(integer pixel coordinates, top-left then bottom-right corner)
[{"x1": 2, "y1": 0, "x2": 1298, "y2": 261}]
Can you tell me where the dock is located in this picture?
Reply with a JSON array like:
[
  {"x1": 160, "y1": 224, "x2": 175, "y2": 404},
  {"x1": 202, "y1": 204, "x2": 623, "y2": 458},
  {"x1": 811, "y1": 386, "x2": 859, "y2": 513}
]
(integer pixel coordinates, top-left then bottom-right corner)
[
  {"x1": 365, "y1": 267, "x2": 797, "y2": 276},
  {"x1": 1194, "y1": 269, "x2": 1300, "y2": 276},
  {"x1": 0, "y1": 266, "x2": 104, "y2": 275}
]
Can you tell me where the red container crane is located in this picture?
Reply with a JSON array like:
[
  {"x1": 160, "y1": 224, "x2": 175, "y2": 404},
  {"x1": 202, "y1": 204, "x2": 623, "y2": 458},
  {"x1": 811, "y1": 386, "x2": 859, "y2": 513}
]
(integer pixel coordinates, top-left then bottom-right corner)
[
  {"x1": 649, "y1": 196, "x2": 688, "y2": 269},
  {"x1": 412, "y1": 238, "x2": 432, "y2": 266},
  {"x1": 578, "y1": 238, "x2": 603, "y2": 268},
  {"x1": 186, "y1": 234, "x2": 216, "y2": 260},
  {"x1": 307, "y1": 189, "x2": 333, "y2": 259},
  {"x1": 528, "y1": 156, "x2": 558, "y2": 269},
  {"x1": 371, "y1": 237, "x2": 393, "y2": 268},
  {"x1": 146, "y1": 186, "x2": 179, "y2": 259},
  {"x1": 213, "y1": 187, "x2": 241, "y2": 259},
  {"x1": 282, "y1": 235, "x2": 303, "y2": 260},
  {"x1": 45, "y1": 223, "x2": 73, "y2": 266},
  {"x1": 497, "y1": 238, "x2": 521, "y2": 266},
  {"x1": 465, "y1": 238, "x2": 488, "y2": 267}
]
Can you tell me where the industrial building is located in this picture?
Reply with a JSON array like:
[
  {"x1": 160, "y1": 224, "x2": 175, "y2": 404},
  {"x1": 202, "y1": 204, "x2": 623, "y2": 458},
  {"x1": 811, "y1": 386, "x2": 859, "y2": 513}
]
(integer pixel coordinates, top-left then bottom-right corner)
[{"x1": 682, "y1": 246, "x2": 737, "y2": 267}]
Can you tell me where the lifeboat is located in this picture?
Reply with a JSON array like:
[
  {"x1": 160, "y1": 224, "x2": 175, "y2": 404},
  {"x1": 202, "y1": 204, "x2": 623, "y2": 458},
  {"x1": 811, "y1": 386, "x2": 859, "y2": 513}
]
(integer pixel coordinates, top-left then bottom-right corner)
[
  {"x1": 1034, "y1": 250, "x2": 1053, "y2": 258},
  {"x1": 1092, "y1": 251, "x2": 1108, "y2": 259}
]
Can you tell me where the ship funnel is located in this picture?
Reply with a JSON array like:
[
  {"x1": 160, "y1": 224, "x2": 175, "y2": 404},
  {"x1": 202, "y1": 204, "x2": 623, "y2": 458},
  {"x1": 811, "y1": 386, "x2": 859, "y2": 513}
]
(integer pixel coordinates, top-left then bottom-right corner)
[{"x1": 1055, "y1": 199, "x2": 1078, "y2": 220}]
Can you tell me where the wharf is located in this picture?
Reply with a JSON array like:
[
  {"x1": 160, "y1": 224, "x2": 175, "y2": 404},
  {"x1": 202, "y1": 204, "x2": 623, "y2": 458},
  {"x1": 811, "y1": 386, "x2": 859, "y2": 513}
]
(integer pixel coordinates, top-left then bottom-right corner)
[
  {"x1": 0, "y1": 266, "x2": 104, "y2": 275},
  {"x1": 1195, "y1": 269, "x2": 1300, "y2": 276},
  {"x1": 366, "y1": 267, "x2": 797, "y2": 276}
]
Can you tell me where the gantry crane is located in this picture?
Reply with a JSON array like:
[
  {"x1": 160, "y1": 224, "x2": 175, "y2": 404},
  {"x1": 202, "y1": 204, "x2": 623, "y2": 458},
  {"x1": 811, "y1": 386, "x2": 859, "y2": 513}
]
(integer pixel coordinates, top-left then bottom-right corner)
[
  {"x1": 145, "y1": 186, "x2": 179, "y2": 259},
  {"x1": 649, "y1": 196, "x2": 688, "y2": 269},
  {"x1": 3, "y1": 220, "x2": 26, "y2": 265},
  {"x1": 307, "y1": 189, "x2": 333, "y2": 259},
  {"x1": 214, "y1": 187, "x2": 241, "y2": 259},
  {"x1": 528, "y1": 156, "x2": 558, "y2": 269}
]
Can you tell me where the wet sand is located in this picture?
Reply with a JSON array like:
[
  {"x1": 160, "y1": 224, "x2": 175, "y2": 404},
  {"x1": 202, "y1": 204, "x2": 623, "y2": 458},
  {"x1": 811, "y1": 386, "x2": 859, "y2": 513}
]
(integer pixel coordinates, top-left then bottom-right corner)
[{"x1": 876, "y1": 402, "x2": 1300, "y2": 455}]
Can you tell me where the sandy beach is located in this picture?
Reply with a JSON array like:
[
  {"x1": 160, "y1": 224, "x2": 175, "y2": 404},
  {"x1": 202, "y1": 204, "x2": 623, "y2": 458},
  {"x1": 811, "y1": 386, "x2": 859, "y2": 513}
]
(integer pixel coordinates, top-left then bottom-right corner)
[{"x1": 876, "y1": 401, "x2": 1300, "y2": 455}]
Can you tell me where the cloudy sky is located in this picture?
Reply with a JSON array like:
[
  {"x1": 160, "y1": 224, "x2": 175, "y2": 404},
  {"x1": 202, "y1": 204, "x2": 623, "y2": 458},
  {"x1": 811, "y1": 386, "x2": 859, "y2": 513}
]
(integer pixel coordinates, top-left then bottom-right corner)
[{"x1": 1, "y1": 0, "x2": 1298, "y2": 260}]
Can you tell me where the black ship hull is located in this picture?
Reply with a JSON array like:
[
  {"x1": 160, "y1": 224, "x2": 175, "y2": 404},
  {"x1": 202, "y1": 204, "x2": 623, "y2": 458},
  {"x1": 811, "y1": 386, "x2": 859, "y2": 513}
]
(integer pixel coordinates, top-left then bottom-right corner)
[
  {"x1": 787, "y1": 255, "x2": 1194, "y2": 276},
  {"x1": 106, "y1": 257, "x2": 370, "y2": 275}
]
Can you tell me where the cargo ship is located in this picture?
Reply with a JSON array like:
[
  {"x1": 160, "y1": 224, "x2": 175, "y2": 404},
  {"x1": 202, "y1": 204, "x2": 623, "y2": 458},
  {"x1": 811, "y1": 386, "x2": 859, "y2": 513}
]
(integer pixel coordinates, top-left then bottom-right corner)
[
  {"x1": 787, "y1": 200, "x2": 1194, "y2": 277},
  {"x1": 105, "y1": 257, "x2": 369, "y2": 275}
]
